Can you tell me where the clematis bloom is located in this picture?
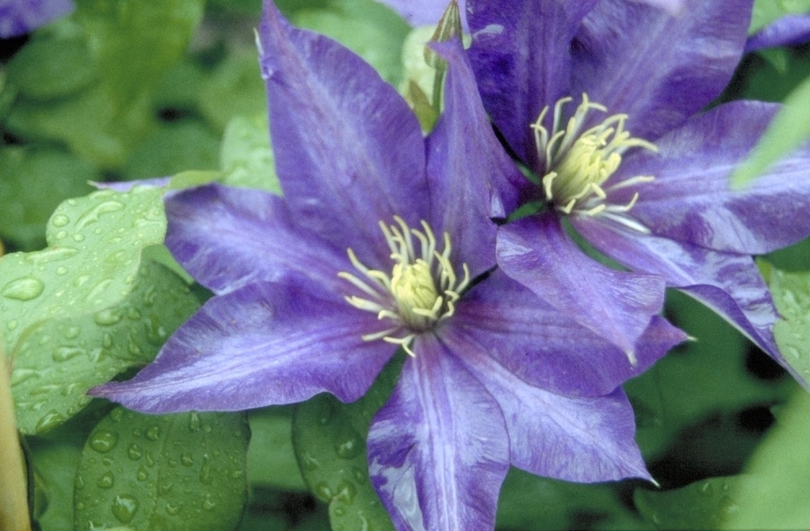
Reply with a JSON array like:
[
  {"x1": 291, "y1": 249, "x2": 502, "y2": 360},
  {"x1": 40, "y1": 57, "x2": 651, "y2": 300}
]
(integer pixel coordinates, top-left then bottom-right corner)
[
  {"x1": 93, "y1": 2, "x2": 686, "y2": 530},
  {"x1": 467, "y1": 0, "x2": 810, "y2": 386}
]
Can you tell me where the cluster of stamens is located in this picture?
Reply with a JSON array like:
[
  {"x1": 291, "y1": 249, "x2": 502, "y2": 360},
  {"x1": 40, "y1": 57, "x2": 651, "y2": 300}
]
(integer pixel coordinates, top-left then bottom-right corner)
[
  {"x1": 338, "y1": 216, "x2": 470, "y2": 356},
  {"x1": 533, "y1": 94, "x2": 658, "y2": 232}
]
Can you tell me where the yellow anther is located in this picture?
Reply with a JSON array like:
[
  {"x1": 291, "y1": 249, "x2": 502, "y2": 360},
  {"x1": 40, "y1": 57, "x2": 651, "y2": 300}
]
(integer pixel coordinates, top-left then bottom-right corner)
[
  {"x1": 339, "y1": 217, "x2": 470, "y2": 355},
  {"x1": 533, "y1": 94, "x2": 658, "y2": 223}
]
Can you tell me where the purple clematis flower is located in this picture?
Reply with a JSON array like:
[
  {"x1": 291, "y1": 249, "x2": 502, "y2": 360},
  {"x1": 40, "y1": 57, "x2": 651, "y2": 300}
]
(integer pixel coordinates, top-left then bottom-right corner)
[
  {"x1": 93, "y1": 2, "x2": 686, "y2": 529},
  {"x1": 0, "y1": 0, "x2": 73, "y2": 38},
  {"x1": 467, "y1": 0, "x2": 810, "y2": 386}
]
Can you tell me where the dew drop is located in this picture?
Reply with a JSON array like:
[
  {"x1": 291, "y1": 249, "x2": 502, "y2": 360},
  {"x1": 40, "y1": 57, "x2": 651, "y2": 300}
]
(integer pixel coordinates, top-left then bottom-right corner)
[
  {"x1": 72, "y1": 233, "x2": 85, "y2": 242},
  {"x1": 181, "y1": 453, "x2": 194, "y2": 467},
  {"x1": 202, "y1": 494, "x2": 216, "y2": 511},
  {"x1": 314, "y1": 482, "x2": 334, "y2": 500},
  {"x1": 199, "y1": 460, "x2": 212, "y2": 485},
  {"x1": 2, "y1": 277, "x2": 45, "y2": 301},
  {"x1": 52, "y1": 214, "x2": 69, "y2": 227},
  {"x1": 102, "y1": 332, "x2": 114, "y2": 349},
  {"x1": 84, "y1": 278, "x2": 113, "y2": 303},
  {"x1": 146, "y1": 426, "x2": 161, "y2": 441},
  {"x1": 231, "y1": 470, "x2": 244, "y2": 479},
  {"x1": 166, "y1": 502, "x2": 180, "y2": 516},
  {"x1": 351, "y1": 467, "x2": 367, "y2": 483},
  {"x1": 333, "y1": 506, "x2": 346, "y2": 516},
  {"x1": 334, "y1": 432, "x2": 362, "y2": 459},
  {"x1": 159, "y1": 483, "x2": 173, "y2": 496},
  {"x1": 145, "y1": 451, "x2": 155, "y2": 467},
  {"x1": 35, "y1": 410, "x2": 65, "y2": 433},
  {"x1": 188, "y1": 412, "x2": 202, "y2": 432},
  {"x1": 128, "y1": 443, "x2": 144, "y2": 460},
  {"x1": 6, "y1": 320, "x2": 18, "y2": 331},
  {"x1": 110, "y1": 408, "x2": 123, "y2": 422},
  {"x1": 75, "y1": 200, "x2": 125, "y2": 230},
  {"x1": 55, "y1": 230, "x2": 67, "y2": 240},
  {"x1": 334, "y1": 480, "x2": 357, "y2": 503},
  {"x1": 90, "y1": 431, "x2": 119, "y2": 453},
  {"x1": 96, "y1": 471, "x2": 115, "y2": 489},
  {"x1": 76, "y1": 475, "x2": 85, "y2": 489},
  {"x1": 137, "y1": 466, "x2": 149, "y2": 481},
  {"x1": 126, "y1": 306, "x2": 142, "y2": 320},
  {"x1": 65, "y1": 326, "x2": 81, "y2": 339},
  {"x1": 698, "y1": 481, "x2": 714, "y2": 496},
  {"x1": 94, "y1": 309, "x2": 123, "y2": 326},
  {"x1": 56, "y1": 266, "x2": 68, "y2": 276},
  {"x1": 53, "y1": 347, "x2": 85, "y2": 362},
  {"x1": 787, "y1": 346, "x2": 801, "y2": 360},
  {"x1": 300, "y1": 453, "x2": 319, "y2": 471},
  {"x1": 111, "y1": 494, "x2": 139, "y2": 524}
]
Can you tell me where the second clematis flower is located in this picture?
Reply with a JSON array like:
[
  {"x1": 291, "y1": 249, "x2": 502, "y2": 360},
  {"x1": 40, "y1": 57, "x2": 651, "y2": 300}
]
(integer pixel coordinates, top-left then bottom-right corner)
[
  {"x1": 93, "y1": 2, "x2": 686, "y2": 530},
  {"x1": 467, "y1": 0, "x2": 810, "y2": 386}
]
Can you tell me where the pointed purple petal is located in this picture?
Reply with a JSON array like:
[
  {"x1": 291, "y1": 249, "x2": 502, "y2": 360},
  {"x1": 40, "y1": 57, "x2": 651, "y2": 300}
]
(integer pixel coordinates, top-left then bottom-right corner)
[
  {"x1": 573, "y1": 216, "x2": 785, "y2": 366},
  {"x1": 448, "y1": 335, "x2": 650, "y2": 482},
  {"x1": 368, "y1": 335, "x2": 509, "y2": 531},
  {"x1": 373, "y1": 0, "x2": 469, "y2": 30},
  {"x1": 165, "y1": 184, "x2": 350, "y2": 295},
  {"x1": 446, "y1": 269, "x2": 686, "y2": 397},
  {"x1": 258, "y1": 1, "x2": 428, "y2": 266},
  {"x1": 572, "y1": 0, "x2": 750, "y2": 141},
  {"x1": 92, "y1": 280, "x2": 395, "y2": 412},
  {"x1": 497, "y1": 212, "x2": 666, "y2": 359},
  {"x1": 467, "y1": 0, "x2": 597, "y2": 166},
  {"x1": 425, "y1": 40, "x2": 526, "y2": 276},
  {"x1": 617, "y1": 101, "x2": 810, "y2": 254},
  {"x1": 0, "y1": 0, "x2": 73, "y2": 38},
  {"x1": 746, "y1": 14, "x2": 810, "y2": 52}
]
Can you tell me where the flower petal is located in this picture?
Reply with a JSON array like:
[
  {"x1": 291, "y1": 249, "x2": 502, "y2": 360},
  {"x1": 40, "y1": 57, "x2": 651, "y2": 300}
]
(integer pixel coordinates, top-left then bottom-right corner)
[
  {"x1": 573, "y1": 216, "x2": 788, "y2": 370},
  {"x1": 257, "y1": 1, "x2": 428, "y2": 266},
  {"x1": 445, "y1": 268, "x2": 686, "y2": 397},
  {"x1": 373, "y1": 0, "x2": 469, "y2": 30},
  {"x1": 367, "y1": 334, "x2": 509, "y2": 531},
  {"x1": 449, "y1": 334, "x2": 651, "y2": 482},
  {"x1": 165, "y1": 184, "x2": 349, "y2": 295},
  {"x1": 425, "y1": 40, "x2": 526, "y2": 276},
  {"x1": 618, "y1": 101, "x2": 810, "y2": 254},
  {"x1": 571, "y1": 0, "x2": 750, "y2": 141},
  {"x1": 91, "y1": 280, "x2": 395, "y2": 412},
  {"x1": 497, "y1": 212, "x2": 666, "y2": 361},
  {"x1": 746, "y1": 13, "x2": 810, "y2": 52},
  {"x1": 0, "y1": 0, "x2": 73, "y2": 38},
  {"x1": 467, "y1": 0, "x2": 597, "y2": 167}
]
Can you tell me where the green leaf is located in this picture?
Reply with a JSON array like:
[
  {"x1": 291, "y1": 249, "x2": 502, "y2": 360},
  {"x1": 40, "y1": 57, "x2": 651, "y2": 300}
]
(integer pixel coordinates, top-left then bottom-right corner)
[
  {"x1": 124, "y1": 120, "x2": 221, "y2": 180},
  {"x1": 11, "y1": 259, "x2": 199, "y2": 435},
  {"x1": 496, "y1": 469, "x2": 643, "y2": 531},
  {"x1": 762, "y1": 265, "x2": 810, "y2": 382},
  {"x1": 292, "y1": 357, "x2": 404, "y2": 531},
  {"x1": 198, "y1": 50, "x2": 267, "y2": 132},
  {"x1": 0, "y1": 186, "x2": 165, "y2": 355},
  {"x1": 74, "y1": 407, "x2": 250, "y2": 531},
  {"x1": 722, "y1": 390, "x2": 810, "y2": 529},
  {"x1": 731, "y1": 74, "x2": 810, "y2": 188},
  {"x1": 634, "y1": 477, "x2": 742, "y2": 530},
  {"x1": 247, "y1": 407, "x2": 307, "y2": 492},
  {"x1": 285, "y1": 0, "x2": 411, "y2": 87},
  {"x1": 0, "y1": 147, "x2": 97, "y2": 251},
  {"x1": 219, "y1": 114, "x2": 281, "y2": 194},
  {"x1": 625, "y1": 291, "x2": 794, "y2": 460},
  {"x1": 750, "y1": 0, "x2": 810, "y2": 33}
]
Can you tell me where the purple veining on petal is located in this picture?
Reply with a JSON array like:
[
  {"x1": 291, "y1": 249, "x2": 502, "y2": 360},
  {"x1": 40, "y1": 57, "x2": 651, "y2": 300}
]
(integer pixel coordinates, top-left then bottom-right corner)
[{"x1": 368, "y1": 334, "x2": 509, "y2": 531}]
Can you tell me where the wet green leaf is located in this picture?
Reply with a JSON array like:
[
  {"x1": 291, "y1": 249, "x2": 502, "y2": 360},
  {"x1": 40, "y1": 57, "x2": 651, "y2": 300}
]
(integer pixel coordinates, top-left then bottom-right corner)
[
  {"x1": 762, "y1": 264, "x2": 810, "y2": 383},
  {"x1": 74, "y1": 407, "x2": 249, "y2": 531},
  {"x1": 219, "y1": 114, "x2": 280, "y2": 194},
  {"x1": 292, "y1": 357, "x2": 403, "y2": 531},
  {"x1": 0, "y1": 147, "x2": 97, "y2": 251},
  {"x1": 247, "y1": 407, "x2": 307, "y2": 492},
  {"x1": 0, "y1": 186, "x2": 165, "y2": 355},
  {"x1": 634, "y1": 477, "x2": 742, "y2": 530},
  {"x1": 11, "y1": 259, "x2": 199, "y2": 435}
]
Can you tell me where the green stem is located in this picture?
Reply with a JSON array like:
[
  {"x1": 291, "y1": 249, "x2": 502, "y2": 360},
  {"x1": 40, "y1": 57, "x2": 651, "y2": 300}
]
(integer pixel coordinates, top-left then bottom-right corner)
[{"x1": 0, "y1": 355, "x2": 31, "y2": 531}]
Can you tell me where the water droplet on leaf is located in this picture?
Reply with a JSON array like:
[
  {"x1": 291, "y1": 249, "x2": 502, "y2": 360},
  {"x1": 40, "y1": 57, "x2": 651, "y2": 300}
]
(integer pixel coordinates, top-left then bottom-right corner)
[
  {"x1": 52, "y1": 214, "x2": 69, "y2": 227},
  {"x1": 146, "y1": 426, "x2": 161, "y2": 441},
  {"x1": 94, "y1": 309, "x2": 123, "y2": 326},
  {"x1": 166, "y1": 502, "x2": 180, "y2": 516},
  {"x1": 2, "y1": 277, "x2": 45, "y2": 300},
  {"x1": 35, "y1": 410, "x2": 65, "y2": 433},
  {"x1": 75, "y1": 200, "x2": 124, "y2": 230},
  {"x1": 128, "y1": 444, "x2": 143, "y2": 460},
  {"x1": 181, "y1": 453, "x2": 194, "y2": 466},
  {"x1": 53, "y1": 347, "x2": 85, "y2": 362},
  {"x1": 111, "y1": 494, "x2": 139, "y2": 524},
  {"x1": 90, "y1": 431, "x2": 119, "y2": 453},
  {"x1": 137, "y1": 466, "x2": 149, "y2": 481},
  {"x1": 97, "y1": 471, "x2": 115, "y2": 489}
]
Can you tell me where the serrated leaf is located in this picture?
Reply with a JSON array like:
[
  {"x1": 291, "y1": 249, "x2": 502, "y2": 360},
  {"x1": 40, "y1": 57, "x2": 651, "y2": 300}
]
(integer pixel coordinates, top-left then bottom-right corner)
[
  {"x1": 731, "y1": 73, "x2": 810, "y2": 188},
  {"x1": 74, "y1": 407, "x2": 249, "y2": 531},
  {"x1": 764, "y1": 266, "x2": 810, "y2": 382},
  {"x1": 634, "y1": 477, "x2": 742, "y2": 530},
  {"x1": 292, "y1": 357, "x2": 403, "y2": 531},
  {"x1": 722, "y1": 390, "x2": 810, "y2": 529},
  {"x1": 219, "y1": 115, "x2": 281, "y2": 194},
  {"x1": 11, "y1": 259, "x2": 199, "y2": 435},
  {"x1": 0, "y1": 186, "x2": 165, "y2": 355}
]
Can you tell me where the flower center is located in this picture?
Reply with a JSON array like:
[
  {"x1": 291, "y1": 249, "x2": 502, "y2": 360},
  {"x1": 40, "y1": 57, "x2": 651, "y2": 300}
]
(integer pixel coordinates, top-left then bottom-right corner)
[
  {"x1": 533, "y1": 94, "x2": 657, "y2": 230},
  {"x1": 338, "y1": 216, "x2": 470, "y2": 355}
]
